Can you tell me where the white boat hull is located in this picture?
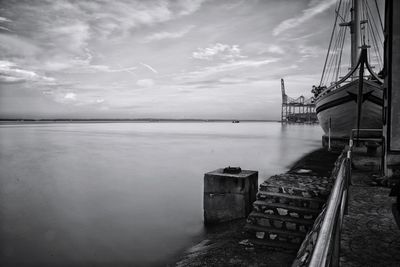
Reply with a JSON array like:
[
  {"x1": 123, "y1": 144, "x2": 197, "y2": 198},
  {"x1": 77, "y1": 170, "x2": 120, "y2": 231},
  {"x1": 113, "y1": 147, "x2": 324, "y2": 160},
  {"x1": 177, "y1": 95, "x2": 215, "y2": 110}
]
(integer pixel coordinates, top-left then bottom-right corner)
[{"x1": 315, "y1": 80, "x2": 383, "y2": 138}]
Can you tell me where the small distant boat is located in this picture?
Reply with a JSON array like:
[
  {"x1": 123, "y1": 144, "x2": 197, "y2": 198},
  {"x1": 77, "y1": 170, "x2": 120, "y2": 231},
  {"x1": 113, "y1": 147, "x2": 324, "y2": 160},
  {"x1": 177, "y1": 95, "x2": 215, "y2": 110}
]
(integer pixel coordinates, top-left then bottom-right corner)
[
  {"x1": 232, "y1": 120, "x2": 240, "y2": 123},
  {"x1": 313, "y1": 0, "x2": 384, "y2": 139}
]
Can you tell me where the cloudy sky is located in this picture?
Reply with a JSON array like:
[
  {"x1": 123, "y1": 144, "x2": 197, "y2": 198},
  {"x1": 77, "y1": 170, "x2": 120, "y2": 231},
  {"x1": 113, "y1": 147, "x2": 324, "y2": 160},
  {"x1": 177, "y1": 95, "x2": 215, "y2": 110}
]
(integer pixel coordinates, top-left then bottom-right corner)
[{"x1": 0, "y1": 0, "x2": 341, "y2": 120}]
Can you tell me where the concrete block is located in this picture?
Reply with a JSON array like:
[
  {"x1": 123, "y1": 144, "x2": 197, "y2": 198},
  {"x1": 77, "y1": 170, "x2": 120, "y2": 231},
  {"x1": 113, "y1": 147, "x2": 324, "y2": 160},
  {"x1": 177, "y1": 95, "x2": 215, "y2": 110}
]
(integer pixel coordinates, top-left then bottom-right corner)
[{"x1": 204, "y1": 168, "x2": 258, "y2": 224}]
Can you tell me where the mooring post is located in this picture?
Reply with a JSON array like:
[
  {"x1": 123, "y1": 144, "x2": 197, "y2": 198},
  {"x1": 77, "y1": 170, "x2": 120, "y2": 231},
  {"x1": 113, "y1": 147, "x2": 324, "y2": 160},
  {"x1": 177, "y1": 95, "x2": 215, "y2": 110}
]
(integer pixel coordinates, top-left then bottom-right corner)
[{"x1": 203, "y1": 167, "x2": 258, "y2": 225}]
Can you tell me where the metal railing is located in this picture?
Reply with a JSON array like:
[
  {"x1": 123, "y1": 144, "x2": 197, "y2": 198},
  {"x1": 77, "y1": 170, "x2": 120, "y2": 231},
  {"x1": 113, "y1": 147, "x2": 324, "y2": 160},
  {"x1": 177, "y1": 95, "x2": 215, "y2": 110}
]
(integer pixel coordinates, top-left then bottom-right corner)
[
  {"x1": 309, "y1": 128, "x2": 383, "y2": 266},
  {"x1": 309, "y1": 151, "x2": 352, "y2": 267}
]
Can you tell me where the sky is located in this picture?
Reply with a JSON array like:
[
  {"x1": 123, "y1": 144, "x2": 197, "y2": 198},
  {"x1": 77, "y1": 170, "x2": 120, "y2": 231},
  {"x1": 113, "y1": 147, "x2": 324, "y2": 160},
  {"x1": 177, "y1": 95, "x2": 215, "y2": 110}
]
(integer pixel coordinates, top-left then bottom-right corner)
[{"x1": 0, "y1": 0, "x2": 343, "y2": 120}]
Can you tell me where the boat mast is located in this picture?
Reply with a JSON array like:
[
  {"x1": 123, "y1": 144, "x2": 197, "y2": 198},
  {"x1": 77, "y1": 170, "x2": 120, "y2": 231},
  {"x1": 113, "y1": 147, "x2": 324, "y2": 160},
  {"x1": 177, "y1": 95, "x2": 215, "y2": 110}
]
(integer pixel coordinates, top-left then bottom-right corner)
[{"x1": 350, "y1": 0, "x2": 360, "y2": 77}]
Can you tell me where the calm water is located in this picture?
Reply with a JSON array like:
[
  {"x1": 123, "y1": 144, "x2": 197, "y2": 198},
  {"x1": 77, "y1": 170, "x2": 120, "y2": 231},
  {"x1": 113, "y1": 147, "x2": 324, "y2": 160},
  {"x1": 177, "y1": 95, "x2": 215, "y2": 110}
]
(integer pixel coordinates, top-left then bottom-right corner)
[{"x1": 0, "y1": 122, "x2": 322, "y2": 266}]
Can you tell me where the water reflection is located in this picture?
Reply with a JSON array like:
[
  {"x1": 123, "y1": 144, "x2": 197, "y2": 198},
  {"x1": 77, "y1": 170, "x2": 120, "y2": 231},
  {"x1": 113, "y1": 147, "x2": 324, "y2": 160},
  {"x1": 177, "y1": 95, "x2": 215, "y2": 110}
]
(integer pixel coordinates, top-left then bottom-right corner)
[{"x1": 0, "y1": 122, "x2": 322, "y2": 266}]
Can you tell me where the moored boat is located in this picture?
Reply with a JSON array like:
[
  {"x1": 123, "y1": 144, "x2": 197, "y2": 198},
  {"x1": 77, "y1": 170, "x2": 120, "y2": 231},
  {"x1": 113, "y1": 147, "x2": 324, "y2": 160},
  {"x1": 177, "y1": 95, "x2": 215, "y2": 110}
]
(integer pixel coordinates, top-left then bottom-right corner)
[
  {"x1": 316, "y1": 76, "x2": 383, "y2": 138},
  {"x1": 313, "y1": 0, "x2": 384, "y2": 140}
]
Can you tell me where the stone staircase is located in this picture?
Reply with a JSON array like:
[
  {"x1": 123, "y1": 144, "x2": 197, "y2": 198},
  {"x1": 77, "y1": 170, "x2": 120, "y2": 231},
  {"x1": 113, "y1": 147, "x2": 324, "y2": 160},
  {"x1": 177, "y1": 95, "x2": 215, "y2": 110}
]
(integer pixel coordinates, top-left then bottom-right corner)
[{"x1": 244, "y1": 173, "x2": 332, "y2": 250}]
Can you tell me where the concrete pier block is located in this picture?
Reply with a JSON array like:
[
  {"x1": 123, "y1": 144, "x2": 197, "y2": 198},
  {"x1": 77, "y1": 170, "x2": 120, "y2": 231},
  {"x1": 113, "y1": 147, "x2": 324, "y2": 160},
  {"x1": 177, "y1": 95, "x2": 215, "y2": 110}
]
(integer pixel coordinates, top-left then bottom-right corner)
[{"x1": 204, "y1": 168, "x2": 258, "y2": 224}]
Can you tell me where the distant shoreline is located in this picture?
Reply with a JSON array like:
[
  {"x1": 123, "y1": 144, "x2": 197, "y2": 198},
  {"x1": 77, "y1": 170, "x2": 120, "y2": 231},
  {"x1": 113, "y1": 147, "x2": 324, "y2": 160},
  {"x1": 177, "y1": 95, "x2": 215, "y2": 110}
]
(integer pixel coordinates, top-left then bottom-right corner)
[{"x1": 0, "y1": 119, "x2": 279, "y2": 123}]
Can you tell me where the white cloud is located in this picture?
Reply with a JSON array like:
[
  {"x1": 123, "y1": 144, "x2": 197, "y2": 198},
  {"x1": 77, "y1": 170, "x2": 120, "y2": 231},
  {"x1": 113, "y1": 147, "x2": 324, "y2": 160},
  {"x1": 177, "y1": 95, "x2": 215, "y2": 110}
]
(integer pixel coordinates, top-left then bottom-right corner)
[
  {"x1": 267, "y1": 45, "x2": 285, "y2": 54},
  {"x1": 215, "y1": 59, "x2": 279, "y2": 70},
  {"x1": 0, "y1": 60, "x2": 54, "y2": 83},
  {"x1": 192, "y1": 43, "x2": 246, "y2": 61},
  {"x1": 52, "y1": 91, "x2": 108, "y2": 106},
  {"x1": 143, "y1": 25, "x2": 194, "y2": 43},
  {"x1": 77, "y1": 1, "x2": 174, "y2": 39},
  {"x1": 0, "y1": 17, "x2": 11, "y2": 23},
  {"x1": 0, "y1": 0, "x2": 205, "y2": 72},
  {"x1": 0, "y1": 75, "x2": 24, "y2": 83},
  {"x1": 49, "y1": 23, "x2": 90, "y2": 52},
  {"x1": 0, "y1": 16, "x2": 12, "y2": 32},
  {"x1": 78, "y1": 0, "x2": 204, "y2": 40},
  {"x1": 89, "y1": 65, "x2": 137, "y2": 73},
  {"x1": 178, "y1": 58, "x2": 279, "y2": 80},
  {"x1": 0, "y1": 0, "x2": 324, "y2": 119},
  {"x1": 0, "y1": 34, "x2": 40, "y2": 57},
  {"x1": 140, "y1": 63, "x2": 158, "y2": 74},
  {"x1": 177, "y1": 0, "x2": 206, "y2": 16},
  {"x1": 43, "y1": 58, "x2": 137, "y2": 74},
  {"x1": 136, "y1": 79, "x2": 155, "y2": 87},
  {"x1": 64, "y1": 92, "x2": 77, "y2": 100},
  {"x1": 298, "y1": 45, "x2": 325, "y2": 59},
  {"x1": 273, "y1": 0, "x2": 336, "y2": 36},
  {"x1": 0, "y1": 26, "x2": 12, "y2": 32}
]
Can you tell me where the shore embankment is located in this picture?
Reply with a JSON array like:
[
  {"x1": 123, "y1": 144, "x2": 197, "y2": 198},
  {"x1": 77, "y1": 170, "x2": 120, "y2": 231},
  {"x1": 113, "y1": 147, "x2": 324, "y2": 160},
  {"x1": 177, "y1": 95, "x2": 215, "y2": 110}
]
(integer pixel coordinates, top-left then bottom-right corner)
[
  {"x1": 174, "y1": 146, "x2": 400, "y2": 267},
  {"x1": 174, "y1": 148, "x2": 340, "y2": 267}
]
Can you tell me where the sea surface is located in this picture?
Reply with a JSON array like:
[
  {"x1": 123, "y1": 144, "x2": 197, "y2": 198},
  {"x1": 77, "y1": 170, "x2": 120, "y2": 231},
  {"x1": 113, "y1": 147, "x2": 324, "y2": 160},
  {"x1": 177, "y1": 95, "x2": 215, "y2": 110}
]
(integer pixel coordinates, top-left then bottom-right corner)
[{"x1": 0, "y1": 122, "x2": 323, "y2": 266}]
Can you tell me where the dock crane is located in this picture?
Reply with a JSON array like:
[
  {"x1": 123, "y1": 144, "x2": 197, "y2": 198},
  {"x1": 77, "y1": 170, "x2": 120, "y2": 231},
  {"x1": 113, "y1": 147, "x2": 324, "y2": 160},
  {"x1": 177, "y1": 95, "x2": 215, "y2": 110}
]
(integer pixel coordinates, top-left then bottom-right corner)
[{"x1": 280, "y1": 78, "x2": 317, "y2": 123}]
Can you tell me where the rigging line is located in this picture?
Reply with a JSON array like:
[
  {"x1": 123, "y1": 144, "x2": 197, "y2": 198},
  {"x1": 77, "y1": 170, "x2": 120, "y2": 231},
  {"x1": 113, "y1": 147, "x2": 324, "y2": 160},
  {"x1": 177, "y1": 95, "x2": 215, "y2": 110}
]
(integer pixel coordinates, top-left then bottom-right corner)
[
  {"x1": 321, "y1": 10, "x2": 339, "y2": 86},
  {"x1": 335, "y1": 10, "x2": 346, "y2": 22},
  {"x1": 361, "y1": 0, "x2": 366, "y2": 44},
  {"x1": 331, "y1": 15, "x2": 348, "y2": 84},
  {"x1": 368, "y1": 23, "x2": 383, "y2": 68},
  {"x1": 326, "y1": 0, "x2": 351, "y2": 85},
  {"x1": 366, "y1": 7, "x2": 383, "y2": 67},
  {"x1": 335, "y1": 17, "x2": 348, "y2": 77},
  {"x1": 361, "y1": 0, "x2": 370, "y2": 44},
  {"x1": 332, "y1": 24, "x2": 345, "y2": 83},
  {"x1": 336, "y1": 0, "x2": 350, "y2": 81},
  {"x1": 365, "y1": 0, "x2": 383, "y2": 45},
  {"x1": 319, "y1": 0, "x2": 343, "y2": 86},
  {"x1": 334, "y1": 0, "x2": 350, "y2": 79},
  {"x1": 325, "y1": 30, "x2": 338, "y2": 83},
  {"x1": 323, "y1": 43, "x2": 337, "y2": 85},
  {"x1": 368, "y1": 2, "x2": 384, "y2": 46},
  {"x1": 367, "y1": 11, "x2": 371, "y2": 63},
  {"x1": 366, "y1": 18, "x2": 382, "y2": 69},
  {"x1": 325, "y1": 7, "x2": 347, "y2": 86},
  {"x1": 361, "y1": 0, "x2": 365, "y2": 21},
  {"x1": 324, "y1": 26, "x2": 342, "y2": 85},
  {"x1": 326, "y1": 49, "x2": 337, "y2": 85},
  {"x1": 336, "y1": 21, "x2": 348, "y2": 82},
  {"x1": 365, "y1": 2, "x2": 383, "y2": 68},
  {"x1": 366, "y1": 25, "x2": 375, "y2": 71},
  {"x1": 340, "y1": 0, "x2": 352, "y2": 81},
  {"x1": 374, "y1": 0, "x2": 384, "y2": 32},
  {"x1": 366, "y1": 6, "x2": 375, "y2": 67}
]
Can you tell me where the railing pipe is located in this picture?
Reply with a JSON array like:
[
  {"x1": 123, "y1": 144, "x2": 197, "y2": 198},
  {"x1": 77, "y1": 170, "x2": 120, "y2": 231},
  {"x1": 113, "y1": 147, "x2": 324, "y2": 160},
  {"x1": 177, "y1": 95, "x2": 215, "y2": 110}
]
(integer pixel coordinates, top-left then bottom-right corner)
[{"x1": 309, "y1": 159, "x2": 348, "y2": 267}]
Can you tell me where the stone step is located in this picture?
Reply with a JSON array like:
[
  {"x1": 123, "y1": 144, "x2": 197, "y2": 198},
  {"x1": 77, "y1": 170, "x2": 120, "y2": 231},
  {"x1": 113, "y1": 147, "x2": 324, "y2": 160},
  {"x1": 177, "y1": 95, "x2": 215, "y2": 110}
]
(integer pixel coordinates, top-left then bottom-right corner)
[
  {"x1": 259, "y1": 174, "x2": 332, "y2": 199},
  {"x1": 252, "y1": 200, "x2": 321, "y2": 220},
  {"x1": 246, "y1": 238, "x2": 300, "y2": 250},
  {"x1": 245, "y1": 224, "x2": 306, "y2": 245},
  {"x1": 256, "y1": 191, "x2": 325, "y2": 210},
  {"x1": 243, "y1": 172, "x2": 332, "y2": 251},
  {"x1": 247, "y1": 212, "x2": 313, "y2": 233},
  {"x1": 245, "y1": 223, "x2": 306, "y2": 237}
]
